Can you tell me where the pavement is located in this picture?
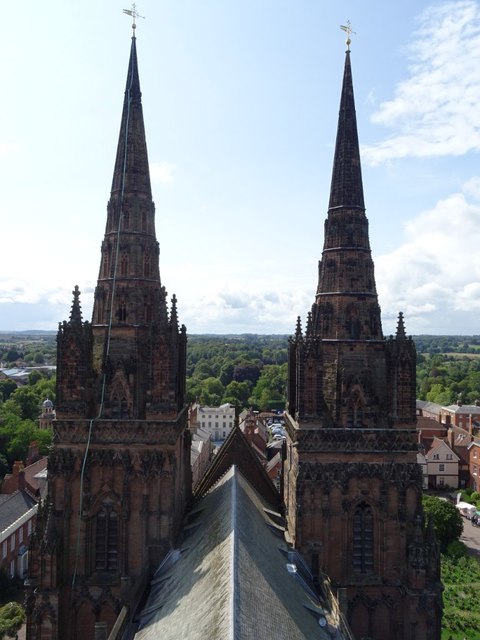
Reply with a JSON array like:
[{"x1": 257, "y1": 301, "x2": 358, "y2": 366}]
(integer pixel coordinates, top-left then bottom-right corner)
[{"x1": 460, "y1": 515, "x2": 480, "y2": 557}]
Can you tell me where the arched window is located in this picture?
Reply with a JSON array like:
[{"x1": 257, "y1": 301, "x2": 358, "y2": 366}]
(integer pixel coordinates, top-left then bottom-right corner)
[
  {"x1": 120, "y1": 252, "x2": 128, "y2": 276},
  {"x1": 117, "y1": 301, "x2": 127, "y2": 322},
  {"x1": 352, "y1": 502, "x2": 374, "y2": 573},
  {"x1": 347, "y1": 389, "x2": 364, "y2": 427},
  {"x1": 144, "y1": 253, "x2": 151, "y2": 277},
  {"x1": 95, "y1": 504, "x2": 119, "y2": 572}
]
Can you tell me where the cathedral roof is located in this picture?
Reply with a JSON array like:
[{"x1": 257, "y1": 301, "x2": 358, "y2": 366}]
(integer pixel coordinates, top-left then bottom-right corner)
[
  {"x1": 193, "y1": 424, "x2": 280, "y2": 507},
  {"x1": 133, "y1": 466, "x2": 345, "y2": 640},
  {"x1": 328, "y1": 50, "x2": 365, "y2": 211}
]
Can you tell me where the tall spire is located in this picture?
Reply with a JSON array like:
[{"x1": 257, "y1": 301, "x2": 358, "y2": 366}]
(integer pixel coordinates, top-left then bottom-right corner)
[
  {"x1": 92, "y1": 31, "x2": 164, "y2": 328},
  {"x1": 110, "y1": 35, "x2": 151, "y2": 196},
  {"x1": 328, "y1": 50, "x2": 365, "y2": 211}
]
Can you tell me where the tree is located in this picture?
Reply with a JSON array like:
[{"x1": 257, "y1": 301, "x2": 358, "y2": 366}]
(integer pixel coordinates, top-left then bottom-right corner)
[
  {"x1": 0, "y1": 381, "x2": 17, "y2": 403},
  {"x1": 249, "y1": 364, "x2": 287, "y2": 410},
  {"x1": 0, "y1": 601, "x2": 25, "y2": 638},
  {"x1": 223, "y1": 380, "x2": 251, "y2": 407},
  {"x1": 422, "y1": 495, "x2": 463, "y2": 551}
]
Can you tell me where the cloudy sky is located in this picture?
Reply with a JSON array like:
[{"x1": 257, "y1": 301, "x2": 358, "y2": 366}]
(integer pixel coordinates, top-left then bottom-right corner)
[{"x1": 2, "y1": 0, "x2": 480, "y2": 336}]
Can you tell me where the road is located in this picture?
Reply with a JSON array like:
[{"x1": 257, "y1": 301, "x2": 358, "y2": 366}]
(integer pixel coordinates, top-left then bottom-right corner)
[{"x1": 460, "y1": 515, "x2": 480, "y2": 557}]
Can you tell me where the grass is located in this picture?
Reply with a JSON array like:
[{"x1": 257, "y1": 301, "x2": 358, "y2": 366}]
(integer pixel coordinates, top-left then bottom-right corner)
[{"x1": 442, "y1": 554, "x2": 480, "y2": 639}]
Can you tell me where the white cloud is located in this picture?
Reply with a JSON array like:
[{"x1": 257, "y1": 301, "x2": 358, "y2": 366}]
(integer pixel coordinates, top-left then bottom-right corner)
[
  {"x1": 150, "y1": 161, "x2": 178, "y2": 185},
  {"x1": 176, "y1": 285, "x2": 312, "y2": 335},
  {"x1": 363, "y1": 0, "x2": 480, "y2": 165},
  {"x1": 376, "y1": 178, "x2": 480, "y2": 333}
]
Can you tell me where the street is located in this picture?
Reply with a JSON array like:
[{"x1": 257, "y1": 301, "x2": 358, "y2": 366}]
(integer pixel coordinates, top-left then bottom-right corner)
[{"x1": 460, "y1": 515, "x2": 480, "y2": 557}]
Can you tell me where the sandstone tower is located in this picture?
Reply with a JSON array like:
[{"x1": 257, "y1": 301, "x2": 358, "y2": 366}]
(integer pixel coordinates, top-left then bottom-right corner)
[
  {"x1": 26, "y1": 33, "x2": 190, "y2": 639},
  {"x1": 283, "y1": 47, "x2": 443, "y2": 639}
]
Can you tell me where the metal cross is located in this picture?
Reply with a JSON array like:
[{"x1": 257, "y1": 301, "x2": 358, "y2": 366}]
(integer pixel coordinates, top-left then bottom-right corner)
[
  {"x1": 123, "y1": 3, "x2": 145, "y2": 32},
  {"x1": 340, "y1": 20, "x2": 356, "y2": 50}
]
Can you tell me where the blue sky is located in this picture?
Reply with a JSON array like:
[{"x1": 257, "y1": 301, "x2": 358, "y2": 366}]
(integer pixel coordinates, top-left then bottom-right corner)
[{"x1": 2, "y1": 1, "x2": 480, "y2": 335}]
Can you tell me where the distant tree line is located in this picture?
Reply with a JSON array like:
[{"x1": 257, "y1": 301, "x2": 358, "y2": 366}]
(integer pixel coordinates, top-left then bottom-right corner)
[{"x1": 186, "y1": 335, "x2": 288, "y2": 411}]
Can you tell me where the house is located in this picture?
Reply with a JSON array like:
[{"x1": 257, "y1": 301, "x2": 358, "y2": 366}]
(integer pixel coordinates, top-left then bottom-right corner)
[
  {"x1": 0, "y1": 492, "x2": 37, "y2": 580},
  {"x1": 424, "y1": 437, "x2": 459, "y2": 489},
  {"x1": 0, "y1": 458, "x2": 47, "y2": 581},
  {"x1": 194, "y1": 403, "x2": 236, "y2": 442},
  {"x1": 190, "y1": 427, "x2": 213, "y2": 487},
  {"x1": 467, "y1": 439, "x2": 480, "y2": 492},
  {"x1": 417, "y1": 452, "x2": 428, "y2": 490},
  {"x1": 441, "y1": 402, "x2": 480, "y2": 432}
]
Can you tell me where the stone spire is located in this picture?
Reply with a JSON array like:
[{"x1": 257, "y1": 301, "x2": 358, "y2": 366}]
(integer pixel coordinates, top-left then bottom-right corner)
[
  {"x1": 89, "y1": 32, "x2": 186, "y2": 418},
  {"x1": 68, "y1": 285, "x2": 83, "y2": 325},
  {"x1": 92, "y1": 33, "x2": 166, "y2": 329},
  {"x1": 328, "y1": 50, "x2": 365, "y2": 211},
  {"x1": 314, "y1": 49, "x2": 381, "y2": 342},
  {"x1": 110, "y1": 35, "x2": 151, "y2": 197}
]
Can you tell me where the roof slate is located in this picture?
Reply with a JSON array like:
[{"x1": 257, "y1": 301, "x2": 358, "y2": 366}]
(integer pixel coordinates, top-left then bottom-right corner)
[
  {"x1": 0, "y1": 490, "x2": 37, "y2": 533},
  {"x1": 133, "y1": 467, "x2": 344, "y2": 640}
]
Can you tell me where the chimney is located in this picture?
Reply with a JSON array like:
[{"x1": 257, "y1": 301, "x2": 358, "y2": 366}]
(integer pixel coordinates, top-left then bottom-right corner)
[
  {"x1": 1, "y1": 461, "x2": 25, "y2": 494},
  {"x1": 26, "y1": 441, "x2": 40, "y2": 466}
]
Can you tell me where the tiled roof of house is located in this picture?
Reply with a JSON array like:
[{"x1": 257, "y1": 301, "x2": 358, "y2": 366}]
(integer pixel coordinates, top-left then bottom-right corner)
[
  {"x1": 133, "y1": 466, "x2": 347, "y2": 640},
  {"x1": 0, "y1": 490, "x2": 37, "y2": 534},
  {"x1": 444, "y1": 404, "x2": 480, "y2": 415}
]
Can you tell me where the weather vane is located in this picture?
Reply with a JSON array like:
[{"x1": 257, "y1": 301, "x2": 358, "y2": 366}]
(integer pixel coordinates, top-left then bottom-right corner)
[
  {"x1": 340, "y1": 21, "x2": 356, "y2": 51},
  {"x1": 123, "y1": 3, "x2": 145, "y2": 33}
]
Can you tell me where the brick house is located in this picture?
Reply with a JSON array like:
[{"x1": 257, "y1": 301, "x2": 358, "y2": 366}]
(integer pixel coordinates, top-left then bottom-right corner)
[
  {"x1": 0, "y1": 460, "x2": 45, "y2": 580},
  {"x1": 467, "y1": 439, "x2": 480, "y2": 492}
]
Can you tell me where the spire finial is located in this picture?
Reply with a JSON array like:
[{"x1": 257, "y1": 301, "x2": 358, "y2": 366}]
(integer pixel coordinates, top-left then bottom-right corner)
[
  {"x1": 123, "y1": 4, "x2": 145, "y2": 35},
  {"x1": 340, "y1": 20, "x2": 356, "y2": 51}
]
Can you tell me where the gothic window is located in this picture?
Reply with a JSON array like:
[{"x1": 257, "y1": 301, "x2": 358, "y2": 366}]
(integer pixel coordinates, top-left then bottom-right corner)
[
  {"x1": 120, "y1": 252, "x2": 128, "y2": 276},
  {"x1": 347, "y1": 390, "x2": 364, "y2": 427},
  {"x1": 352, "y1": 502, "x2": 374, "y2": 573},
  {"x1": 112, "y1": 393, "x2": 129, "y2": 418},
  {"x1": 144, "y1": 253, "x2": 151, "y2": 277},
  {"x1": 117, "y1": 300, "x2": 127, "y2": 322},
  {"x1": 95, "y1": 505, "x2": 119, "y2": 572},
  {"x1": 103, "y1": 249, "x2": 109, "y2": 277},
  {"x1": 123, "y1": 209, "x2": 129, "y2": 230}
]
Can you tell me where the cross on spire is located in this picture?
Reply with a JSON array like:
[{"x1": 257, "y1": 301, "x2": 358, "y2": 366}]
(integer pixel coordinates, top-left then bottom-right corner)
[
  {"x1": 123, "y1": 3, "x2": 145, "y2": 34},
  {"x1": 340, "y1": 20, "x2": 356, "y2": 50}
]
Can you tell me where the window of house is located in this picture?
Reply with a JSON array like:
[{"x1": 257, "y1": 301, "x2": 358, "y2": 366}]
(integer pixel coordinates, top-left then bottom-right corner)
[
  {"x1": 439, "y1": 464, "x2": 445, "y2": 471},
  {"x1": 27, "y1": 520, "x2": 32, "y2": 535},
  {"x1": 352, "y1": 503, "x2": 374, "y2": 574},
  {"x1": 475, "y1": 450, "x2": 478, "y2": 459},
  {"x1": 9, "y1": 560, "x2": 14, "y2": 578},
  {"x1": 446, "y1": 454, "x2": 453, "y2": 460},
  {"x1": 2, "y1": 541, "x2": 6, "y2": 559},
  {"x1": 438, "y1": 477, "x2": 445, "y2": 487},
  {"x1": 10, "y1": 535, "x2": 14, "y2": 552},
  {"x1": 18, "y1": 528, "x2": 23, "y2": 544},
  {"x1": 95, "y1": 505, "x2": 119, "y2": 572},
  {"x1": 474, "y1": 465, "x2": 478, "y2": 476},
  {"x1": 433, "y1": 454, "x2": 439, "y2": 460}
]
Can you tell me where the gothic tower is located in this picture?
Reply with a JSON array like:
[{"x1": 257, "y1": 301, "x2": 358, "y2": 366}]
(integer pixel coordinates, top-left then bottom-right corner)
[
  {"x1": 26, "y1": 32, "x2": 190, "y2": 640},
  {"x1": 283, "y1": 46, "x2": 442, "y2": 639}
]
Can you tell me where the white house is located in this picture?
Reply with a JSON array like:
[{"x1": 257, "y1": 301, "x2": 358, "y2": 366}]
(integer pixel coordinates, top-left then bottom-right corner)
[
  {"x1": 197, "y1": 403, "x2": 236, "y2": 442},
  {"x1": 424, "y1": 437, "x2": 459, "y2": 489}
]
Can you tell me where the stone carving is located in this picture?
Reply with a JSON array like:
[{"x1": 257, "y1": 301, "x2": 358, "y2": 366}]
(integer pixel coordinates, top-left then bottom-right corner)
[
  {"x1": 296, "y1": 427, "x2": 417, "y2": 453},
  {"x1": 298, "y1": 461, "x2": 423, "y2": 492}
]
